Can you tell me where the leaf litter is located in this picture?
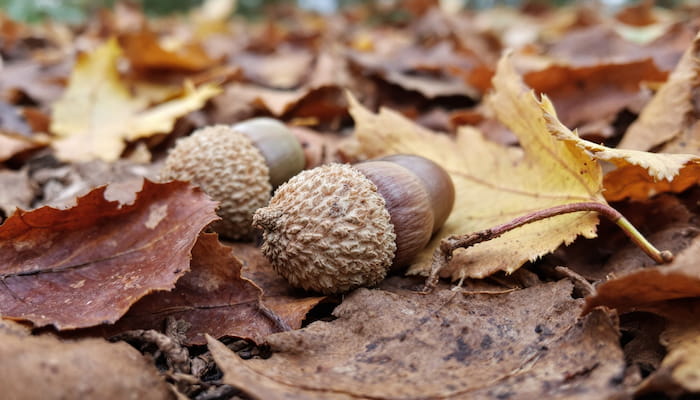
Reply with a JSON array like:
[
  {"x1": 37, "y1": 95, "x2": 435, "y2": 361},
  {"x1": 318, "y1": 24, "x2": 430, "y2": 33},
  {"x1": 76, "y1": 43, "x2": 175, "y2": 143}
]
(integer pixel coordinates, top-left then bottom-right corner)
[{"x1": 1, "y1": 1, "x2": 700, "y2": 399}]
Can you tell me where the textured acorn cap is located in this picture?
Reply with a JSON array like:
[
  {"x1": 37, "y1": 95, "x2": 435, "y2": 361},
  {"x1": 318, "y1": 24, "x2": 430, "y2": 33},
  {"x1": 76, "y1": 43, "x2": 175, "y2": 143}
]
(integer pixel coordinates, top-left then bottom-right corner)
[
  {"x1": 161, "y1": 125, "x2": 272, "y2": 239},
  {"x1": 253, "y1": 164, "x2": 397, "y2": 294}
]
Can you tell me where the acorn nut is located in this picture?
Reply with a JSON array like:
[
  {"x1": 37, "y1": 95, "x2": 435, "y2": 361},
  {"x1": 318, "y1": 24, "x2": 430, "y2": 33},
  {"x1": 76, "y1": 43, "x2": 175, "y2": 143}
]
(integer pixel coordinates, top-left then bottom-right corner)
[
  {"x1": 160, "y1": 118, "x2": 305, "y2": 239},
  {"x1": 252, "y1": 154, "x2": 455, "y2": 294}
]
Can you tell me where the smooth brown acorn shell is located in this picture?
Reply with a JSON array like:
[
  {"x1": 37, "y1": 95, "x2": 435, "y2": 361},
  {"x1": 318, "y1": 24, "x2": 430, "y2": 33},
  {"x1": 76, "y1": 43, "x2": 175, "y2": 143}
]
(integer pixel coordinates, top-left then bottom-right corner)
[
  {"x1": 354, "y1": 162, "x2": 428, "y2": 270},
  {"x1": 378, "y1": 154, "x2": 455, "y2": 234},
  {"x1": 233, "y1": 118, "x2": 305, "y2": 189}
]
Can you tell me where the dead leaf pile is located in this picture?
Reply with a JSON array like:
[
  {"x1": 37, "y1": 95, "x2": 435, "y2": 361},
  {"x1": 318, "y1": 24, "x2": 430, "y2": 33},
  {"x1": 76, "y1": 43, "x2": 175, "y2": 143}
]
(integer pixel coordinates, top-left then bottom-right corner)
[{"x1": 2, "y1": 0, "x2": 700, "y2": 399}]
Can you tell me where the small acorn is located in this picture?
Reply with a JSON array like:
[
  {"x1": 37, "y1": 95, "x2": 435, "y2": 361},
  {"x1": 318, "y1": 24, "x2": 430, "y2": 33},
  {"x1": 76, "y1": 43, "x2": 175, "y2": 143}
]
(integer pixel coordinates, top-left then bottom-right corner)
[
  {"x1": 252, "y1": 154, "x2": 455, "y2": 294},
  {"x1": 161, "y1": 118, "x2": 305, "y2": 239}
]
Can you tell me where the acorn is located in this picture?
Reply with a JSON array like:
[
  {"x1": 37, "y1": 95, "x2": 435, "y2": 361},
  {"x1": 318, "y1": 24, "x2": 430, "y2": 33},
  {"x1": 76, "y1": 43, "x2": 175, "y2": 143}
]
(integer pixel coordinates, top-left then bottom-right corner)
[
  {"x1": 252, "y1": 154, "x2": 455, "y2": 294},
  {"x1": 160, "y1": 118, "x2": 305, "y2": 239}
]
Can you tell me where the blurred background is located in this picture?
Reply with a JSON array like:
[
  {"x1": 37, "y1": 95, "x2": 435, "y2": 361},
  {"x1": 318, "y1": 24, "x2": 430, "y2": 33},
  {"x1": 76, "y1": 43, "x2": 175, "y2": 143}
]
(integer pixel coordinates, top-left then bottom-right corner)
[{"x1": 0, "y1": 0, "x2": 687, "y2": 23}]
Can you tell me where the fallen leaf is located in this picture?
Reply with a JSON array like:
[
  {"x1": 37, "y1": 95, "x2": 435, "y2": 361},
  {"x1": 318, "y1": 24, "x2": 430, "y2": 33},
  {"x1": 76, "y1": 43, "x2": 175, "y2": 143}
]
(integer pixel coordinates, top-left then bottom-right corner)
[
  {"x1": 619, "y1": 313, "x2": 666, "y2": 378},
  {"x1": 0, "y1": 180, "x2": 218, "y2": 329},
  {"x1": 543, "y1": 23, "x2": 685, "y2": 71},
  {"x1": 603, "y1": 164, "x2": 700, "y2": 201},
  {"x1": 235, "y1": 47, "x2": 314, "y2": 89},
  {"x1": 557, "y1": 194, "x2": 696, "y2": 282},
  {"x1": 209, "y1": 278, "x2": 627, "y2": 399},
  {"x1": 216, "y1": 48, "x2": 352, "y2": 120},
  {"x1": 542, "y1": 95, "x2": 700, "y2": 201},
  {"x1": 120, "y1": 27, "x2": 217, "y2": 72},
  {"x1": 0, "y1": 60, "x2": 68, "y2": 105},
  {"x1": 0, "y1": 132, "x2": 49, "y2": 162},
  {"x1": 615, "y1": 0, "x2": 659, "y2": 27},
  {"x1": 636, "y1": 302, "x2": 700, "y2": 396},
  {"x1": 348, "y1": 39, "x2": 482, "y2": 99},
  {"x1": 583, "y1": 230, "x2": 700, "y2": 314},
  {"x1": 0, "y1": 328, "x2": 172, "y2": 400},
  {"x1": 523, "y1": 59, "x2": 665, "y2": 133},
  {"x1": 98, "y1": 233, "x2": 284, "y2": 345},
  {"x1": 619, "y1": 32, "x2": 700, "y2": 154},
  {"x1": 29, "y1": 159, "x2": 163, "y2": 209},
  {"x1": 350, "y1": 52, "x2": 605, "y2": 280},
  {"x1": 0, "y1": 169, "x2": 35, "y2": 218},
  {"x1": 50, "y1": 38, "x2": 221, "y2": 162},
  {"x1": 231, "y1": 242, "x2": 327, "y2": 331}
]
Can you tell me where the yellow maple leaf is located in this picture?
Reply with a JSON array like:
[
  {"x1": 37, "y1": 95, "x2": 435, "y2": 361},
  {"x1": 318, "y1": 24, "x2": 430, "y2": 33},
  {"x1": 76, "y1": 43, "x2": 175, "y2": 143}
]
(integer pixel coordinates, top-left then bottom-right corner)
[
  {"x1": 50, "y1": 38, "x2": 221, "y2": 162},
  {"x1": 350, "y1": 53, "x2": 605, "y2": 280}
]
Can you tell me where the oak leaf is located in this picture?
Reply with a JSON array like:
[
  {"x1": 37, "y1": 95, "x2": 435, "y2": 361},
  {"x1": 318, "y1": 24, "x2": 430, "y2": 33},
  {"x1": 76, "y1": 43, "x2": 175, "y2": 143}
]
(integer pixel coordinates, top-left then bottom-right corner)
[
  {"x1": 350, "y1": 53, "x2": 605, "y2": 280},
  {"x1": 0, "y1": 179, "x2": 218, "y2": 330},
  {"x1": 50, "y1": 38, "x2": 221, "y2": 162}
]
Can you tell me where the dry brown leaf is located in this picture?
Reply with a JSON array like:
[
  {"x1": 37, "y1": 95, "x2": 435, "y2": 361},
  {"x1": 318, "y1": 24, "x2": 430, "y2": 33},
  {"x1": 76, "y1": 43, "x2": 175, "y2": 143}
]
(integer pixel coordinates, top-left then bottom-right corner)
[
  {"x1": 209, "y1": 278, "x2": 627, "y2": 400},
  {"x1": 0, "y1": 180, "x2": 218, "y2": 329},
  {"x1": 50, "y1": 38, "x2": 221, "y2": 162},
  {"x1": 0, "y1": 328, "x2": 173, "y2": 400},
  {"x1": 0, "y1": 132, "x2": 49, "y2": 162},
  {"x1": 28, "y1": 159, "x2": 162, "y2": 209},
  {"x1": 523, "y1": 59, "x2": 665, "y2": 133},
  {"x1": 619, "y1": 32, "x2": 700, "y2": 153},
  {"x1": 231, "y1": 242, "x2": 327, "y2": 331},
  {"x1": 0, "y1": 169, "x2": 35, "y2": 219},
  {"x1": 0, "y1": 60, "x2": 68, "y2": 105},
  {"x1": 217, "y1": 48, "x2": 352, "y2": 119},
  {"x1": 350, "y1": 52, "x2": 604, "y2": 280},
  {"x1": 348, "y1": 40, "x2": 482, "y2": 99},
  {"x1": 98, "y1": 233, "x2": 284, "y2": 345},
  {"x1": 236, "y1": 48, "x2": 314, "y2": 89},
  {"x1": 584, "y1": 231, "x2": 700, "y2": 314},
  {"x1": 636, "y1": 302, "x2": 700, "y2": 395}
]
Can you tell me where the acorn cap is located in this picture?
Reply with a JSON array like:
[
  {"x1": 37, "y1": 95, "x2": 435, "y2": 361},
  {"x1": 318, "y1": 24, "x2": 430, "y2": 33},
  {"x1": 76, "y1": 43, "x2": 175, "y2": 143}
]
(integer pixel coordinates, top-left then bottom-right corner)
[
  {"x1": 253, "y1": 164, "x2": 396, "y2": 294},
  {"x1": 160, "y1": 125, "x2": 272, "y2": 239},
  {"x1": 232, "y1": 118, "x2": 305, "y2": 189}
]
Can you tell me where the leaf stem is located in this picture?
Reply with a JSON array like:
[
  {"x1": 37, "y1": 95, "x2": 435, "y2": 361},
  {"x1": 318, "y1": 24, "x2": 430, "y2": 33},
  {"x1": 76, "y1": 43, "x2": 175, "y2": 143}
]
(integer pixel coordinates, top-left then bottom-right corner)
[{"x1": 423, "y1": 201, "x2": 673, "y2": 292}]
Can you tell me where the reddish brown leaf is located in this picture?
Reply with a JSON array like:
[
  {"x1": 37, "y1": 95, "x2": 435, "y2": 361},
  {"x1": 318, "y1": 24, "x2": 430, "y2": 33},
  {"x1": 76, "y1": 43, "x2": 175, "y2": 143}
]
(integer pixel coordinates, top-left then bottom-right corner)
[
  {"x1": 0, "y1": 179, "x2": 218, "y2": 330},
  {"x1": 584, "y1": 230, "x2": 700, "y2": 314},
  {"x1": 101, "y1": 233, "x2": 284, "y2": 345},
  {"x1": 231, "y1": 242, "x2": 326, "y2": 331}
]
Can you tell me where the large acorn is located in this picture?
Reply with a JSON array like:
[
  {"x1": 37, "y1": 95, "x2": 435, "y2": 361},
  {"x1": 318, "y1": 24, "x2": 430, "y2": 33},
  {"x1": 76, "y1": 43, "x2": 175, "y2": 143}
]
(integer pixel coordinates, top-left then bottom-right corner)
[
  {"x1": 161, "y1": 118, "x2": 305, "y2": 239},
  {"x1": 252, "y1": 154, "x2": 455, "y2": 294}
]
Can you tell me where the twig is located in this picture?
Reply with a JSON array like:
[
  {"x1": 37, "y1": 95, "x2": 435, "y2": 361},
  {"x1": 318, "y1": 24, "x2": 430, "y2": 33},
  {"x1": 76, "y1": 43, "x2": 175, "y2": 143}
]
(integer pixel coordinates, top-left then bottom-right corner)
[{"x1": 423, "y1": 201, "x2": 673, "y2": 292}]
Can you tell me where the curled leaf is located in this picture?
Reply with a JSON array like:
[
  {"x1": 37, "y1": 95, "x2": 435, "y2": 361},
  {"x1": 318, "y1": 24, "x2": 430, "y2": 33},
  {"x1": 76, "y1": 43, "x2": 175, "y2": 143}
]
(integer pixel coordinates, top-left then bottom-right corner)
[{"x1": 0, "y1": 179, "x2": 218, "y2": 330}]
